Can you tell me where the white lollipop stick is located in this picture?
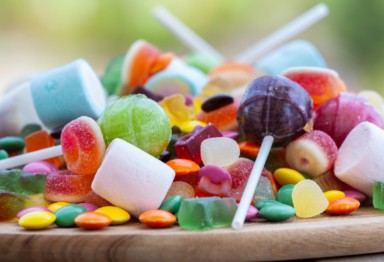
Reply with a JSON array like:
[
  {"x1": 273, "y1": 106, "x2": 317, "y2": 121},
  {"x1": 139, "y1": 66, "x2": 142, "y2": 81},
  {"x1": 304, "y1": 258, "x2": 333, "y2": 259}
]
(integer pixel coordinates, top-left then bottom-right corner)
[
  {"x1": 232, "y1": 135, "x2": 274, "y2": 230},
  {"x1": 234, "y1": 3, "x2": 329, "y2": 64},
  {"x1": 152, "y1": 6, "x2": 224, "y2": 60},
  {"x1": 0, "y1": 145, "x2": 62, "y2": 170}
]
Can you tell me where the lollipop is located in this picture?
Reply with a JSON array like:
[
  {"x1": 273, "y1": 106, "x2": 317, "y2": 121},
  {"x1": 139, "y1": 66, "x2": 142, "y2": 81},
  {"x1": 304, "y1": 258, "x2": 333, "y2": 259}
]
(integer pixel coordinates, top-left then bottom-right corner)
[{"x1": 232, "y1": 75, "x2": 312, "y2": 229}]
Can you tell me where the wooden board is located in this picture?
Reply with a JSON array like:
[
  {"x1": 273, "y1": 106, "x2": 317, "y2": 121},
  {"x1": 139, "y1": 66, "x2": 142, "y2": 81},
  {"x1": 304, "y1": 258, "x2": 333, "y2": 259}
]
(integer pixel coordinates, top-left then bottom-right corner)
[{"x1": 1, "y1": 207, "x2": 384, "y2": 262}]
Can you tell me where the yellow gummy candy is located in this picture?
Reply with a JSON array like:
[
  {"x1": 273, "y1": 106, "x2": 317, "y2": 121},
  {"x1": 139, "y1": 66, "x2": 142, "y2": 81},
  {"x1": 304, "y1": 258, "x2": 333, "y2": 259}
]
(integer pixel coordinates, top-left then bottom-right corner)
[
  {"x1": 159, "y1": 94, "x2": 195, "y2": 127},
  {"x1": 292, "y1": 179, "x2": 329, "y2": 218}
]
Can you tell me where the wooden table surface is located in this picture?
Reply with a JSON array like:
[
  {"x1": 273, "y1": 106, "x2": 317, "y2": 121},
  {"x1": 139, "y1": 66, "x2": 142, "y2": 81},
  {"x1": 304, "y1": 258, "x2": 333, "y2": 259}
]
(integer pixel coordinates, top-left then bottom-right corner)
[{"x1": 1, "y1": 207, "x2": 384, "y2": 262}]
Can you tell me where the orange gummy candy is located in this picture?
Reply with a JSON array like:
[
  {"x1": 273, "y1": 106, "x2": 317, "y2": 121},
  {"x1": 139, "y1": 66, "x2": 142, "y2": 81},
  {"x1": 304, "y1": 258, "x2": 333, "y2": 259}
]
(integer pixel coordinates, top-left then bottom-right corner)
[{"x1": 25, "y1": 130, "x2": 61, "y2": 167}]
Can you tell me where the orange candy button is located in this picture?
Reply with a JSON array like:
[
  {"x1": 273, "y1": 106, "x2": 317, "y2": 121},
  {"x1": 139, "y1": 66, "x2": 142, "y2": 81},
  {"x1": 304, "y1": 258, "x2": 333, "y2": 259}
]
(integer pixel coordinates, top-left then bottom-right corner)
[
  {"x1": 139, "y1": 210, "x2": 176, "y2": 228},
  {"x1": 166, "y1": 159, "x2": 200, "y2": 176},
  {"x1": 74, "y1": 211, "x2": 112, "y2": 229},
  {"x1": 326, "y1": 197, "x2": 360, "y2": 215}
]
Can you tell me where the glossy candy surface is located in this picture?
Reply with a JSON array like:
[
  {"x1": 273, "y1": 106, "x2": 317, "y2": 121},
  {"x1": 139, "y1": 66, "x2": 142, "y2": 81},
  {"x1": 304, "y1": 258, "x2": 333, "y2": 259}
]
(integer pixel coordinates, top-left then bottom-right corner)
[
  {"x1": 18, "y1": 210, "x2": 56, "y2": 230},
  {"x1": 139, "y1": 209, "x2": 176, "y2": 228},
  {"x1": 237, "y1": 75, "x2": 312, "y2": 146},
  {"x1": 74, "y1": 211, "x2": 112, "y2": 229}
]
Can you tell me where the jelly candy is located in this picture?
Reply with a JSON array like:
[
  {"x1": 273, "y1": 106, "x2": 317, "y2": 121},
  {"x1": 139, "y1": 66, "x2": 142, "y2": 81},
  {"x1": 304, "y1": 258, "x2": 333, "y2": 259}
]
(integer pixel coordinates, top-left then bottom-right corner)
[
  {"x1": 98, "y1": 94, "x2": 171, "y2": 158},
  {"x1": 174, "y1": 124, "x2": 222, "y2": 165},
  {"x1": 61, "y1": 116, "x2": 106, "y2": 175},
  {"x1": 0, "y1": 169, "x2": 46, "y2": 196},
  {"x1": 195, "y1": 176, "x2": 232, "y2": 198},
  {"x1": 0, "y1": 192, "x2": 26, "y2": 221},
  {"x1": 200, "y1": 137, "x2": 240, "y2": 167},
  {"x1": 25, "y1": 130, "x2": 61, "y2": 167},
  {"x1": 177, "y1": 197, "x2": 237, "y2": 230},
  {"x1": 158, "y1": 94, "x2": 195, "y2": 128},
  {"x1": 165, "y1": 181, "x2": 195, "y2": 200}
]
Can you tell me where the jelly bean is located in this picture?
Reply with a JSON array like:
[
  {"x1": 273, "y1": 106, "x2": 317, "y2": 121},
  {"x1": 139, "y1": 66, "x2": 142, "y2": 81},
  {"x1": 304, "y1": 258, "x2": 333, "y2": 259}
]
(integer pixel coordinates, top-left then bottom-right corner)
[
  {"x1": 25, "y1": 130, "x2": 61, "y2": 167},
  {"x1": 78, "y1": 202, "x2": 99, "y2": 212},
  {"x1": 276, "y1": 184, "x2": 294, "y2": 207},
  {"x1": 245, "y1": 205, "x2": 258, "y2": 221},
  {"x1": 0, "y1": 149, "x2": 9, "y2": 160},
  {"x1": 292, "y1": 179, "x2": 329, "y2": 218},
  {"x1": 0, "y1": 136, "x2": 25, "y2": 152},
  {"x1": 139, "y1": 210, "x2": 176, "y2": 228},
  {"x1": 254, "y1": 199, "x2": 282, "y2": 210},
  {"x1": 178, "y1": 120, "x2": 206, "y2": 134},
  {"x1": 259, "y1": 204, "x2": 296, "y2": 222},
  {"x1": 95, "y1": 206, "x2": 130, "y2": 225},
  {"x1": 54, "y1": 204, "x2": 87, "y2": 228},
  {"x1": 45, "y1": 170, "x2": 94, "y2": 203},
  {"x1": 273, "y1": 168, "x2": 305, "y2": 186},
  {"x1": 17, "y1": 206, "x2": 53, "y2": 218},
  {"x1": 61, "y1": 116, "x2": 106, "y2": 175},
  {"x1": 74, "y1": 211, "x2": 112, "y2": 229},
  {"x1": 18, "y1": 211, "x2": 56, "y2": 230},
  {"x1": 23, "y1": 160, "x2": 58, "y2": 175},
  {"x1": 326, "y1": 197, "x2": 360, "y2": 215},
  {"x1": 165, "y1": 181, "x2": 195, "y2": 200},
  {"x1": 238, "y1": 141, "x2": 260, "y2": 158},
  {"x1": 201, "y1": 137, "x2": 240, "y2": 167},
  {"x1": 159, "y1": 195, "x2": 183, "y2": 215},
  {"x1": 324, "y1": 190, "x2": 345, "y2": 202},
  {"x1": 48, "y1": 202, "x2": 70, "y2": 213},
  {"x1": 343, "y1": 190, "x2": 366, "y2": 203},
  {"x1": 201, "y1": 94, "x2": 234, "y2": 113}
]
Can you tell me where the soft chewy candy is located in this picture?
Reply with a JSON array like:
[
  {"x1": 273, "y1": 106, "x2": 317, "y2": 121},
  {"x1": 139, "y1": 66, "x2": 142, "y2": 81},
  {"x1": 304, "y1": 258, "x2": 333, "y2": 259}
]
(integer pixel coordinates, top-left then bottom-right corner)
[
  {"x1": 98, "y1": 94, "x2": 171, "y2": 158},
  {"x1": 334, "y1": 121, "x2": 384, "y2": 197},
  {"x1": 31, "y1": 59, "x2": 107, "y2": 129},
  {"x1": 0, "y1": 169, "x2": 46, "y2": 195},
  {"x1": 92, "y1": 138, "x2": 175, "y2": 218},
  {"x1": 200, "y1": 137, "x2": 240, "y2": 167},
  {"x1": 177, "y1": 197, "x2": 237, "y2": 230},
  {"x1": 256, "y1": 40, "x2": 327, "y2": 75}
]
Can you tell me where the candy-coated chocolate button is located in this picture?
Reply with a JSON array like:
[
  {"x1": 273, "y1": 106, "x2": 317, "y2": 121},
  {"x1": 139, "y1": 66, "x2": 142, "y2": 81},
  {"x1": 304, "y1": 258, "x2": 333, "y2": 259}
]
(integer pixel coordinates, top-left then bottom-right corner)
[
  {"x1": 48, "y1": 202, "x2": 70, "y2": 213},
  {"x1": 166, "y1": 159, "x2": 200, "y2": 176},
  {"x1": 273, "y1": 168, "x2": 305, "y2": 186},
  {"x1": 259, "y1": 204, "x2": 296, "y2": 222},
  {"x1": 276, "y1": 184, "x2": 294, "y2": 207},
  {"x1": 74, "y1": 211, "x2": 112, "y2": 229},
  {"x1": 17, "y1": 206, "x2": 53, "y2": 218},
  {"x1": 324, "y1": 190, "x2": 345, "y2": 202},
  {"x1": 55, "y1": 204, "x2": 87, "y2": 228},
  {"x1": 139, "y1": 210, "x2": 176, "y2": 228},
  {"x1": 326, "y1": 197, "x2": 360, "y2": 215},
  {"x1": 95, "y1": 206, "x2": 130, "y2": 225},
  {"x1": 18, "y1": 211, "x2": 56, "y2": 230},
  {"x1": 159, "y1": 195, "x2": 183, "y2": 214}
]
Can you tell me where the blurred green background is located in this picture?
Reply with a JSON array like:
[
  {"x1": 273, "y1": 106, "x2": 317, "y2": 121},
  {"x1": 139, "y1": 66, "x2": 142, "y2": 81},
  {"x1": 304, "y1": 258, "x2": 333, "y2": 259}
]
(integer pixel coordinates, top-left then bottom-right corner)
[{"x1": 1, "y1": 0, "x2": 384, "y2": 94}]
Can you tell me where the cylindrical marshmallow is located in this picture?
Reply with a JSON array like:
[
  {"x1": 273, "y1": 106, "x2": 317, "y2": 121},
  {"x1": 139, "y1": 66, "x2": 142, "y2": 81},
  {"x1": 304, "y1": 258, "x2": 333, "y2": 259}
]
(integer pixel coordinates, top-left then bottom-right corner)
[
  {"x1": 334, "y1": 121, "x2": 384, "y2": 197},
  {"x1": 91, "y1": 138, "x2": 175, "y2": 218},
  {"x1": 0, "y1": 82, "x2": 43, "y2": 136},
  {"x1": 31, "y1": 59, "x2": 106, "y2": 129}
]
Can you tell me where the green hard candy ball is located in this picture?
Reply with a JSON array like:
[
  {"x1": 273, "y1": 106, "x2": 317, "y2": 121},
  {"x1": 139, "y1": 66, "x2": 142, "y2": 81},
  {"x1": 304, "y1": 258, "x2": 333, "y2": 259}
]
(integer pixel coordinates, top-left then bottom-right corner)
[
  {"x1": 276, "y1": 184, "x2": 294, "y2": 207},
  {"x1": 55, "y1": 204, "x2": 87, "y2": 227},
  {"x1": 98, "y1": 94, "x2": 171, "y2": 157}
]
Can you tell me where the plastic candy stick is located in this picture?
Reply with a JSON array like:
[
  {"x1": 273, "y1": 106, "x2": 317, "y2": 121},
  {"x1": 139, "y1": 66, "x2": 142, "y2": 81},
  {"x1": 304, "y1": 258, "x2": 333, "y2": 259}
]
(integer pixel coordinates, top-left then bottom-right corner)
[
  {"x1": 235, "y1": 3, "x2": 329, "y2": 63},
  {"x1": 152, "y1": 6, "x2": 224, "y2": 60},
  {"x1": 0, "y1": 145, "x2": 62, "y2": 170}
]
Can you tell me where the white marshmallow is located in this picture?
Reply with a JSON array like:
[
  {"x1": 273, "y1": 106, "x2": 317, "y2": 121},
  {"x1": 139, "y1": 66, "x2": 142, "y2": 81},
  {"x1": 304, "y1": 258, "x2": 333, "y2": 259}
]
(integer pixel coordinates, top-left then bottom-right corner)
[
  {"x1": 334, "y1": 121, "x2": 384, "y2": 197},
  {"x1": 91, "y1": 138, "x2": 175, "y2": 218}
]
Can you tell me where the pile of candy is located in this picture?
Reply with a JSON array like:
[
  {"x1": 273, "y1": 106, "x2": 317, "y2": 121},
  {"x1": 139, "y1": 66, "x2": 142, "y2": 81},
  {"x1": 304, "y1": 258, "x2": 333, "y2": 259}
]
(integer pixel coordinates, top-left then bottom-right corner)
[{"x1": 2, "y1": 5, "x2": 384, "y2": 232}]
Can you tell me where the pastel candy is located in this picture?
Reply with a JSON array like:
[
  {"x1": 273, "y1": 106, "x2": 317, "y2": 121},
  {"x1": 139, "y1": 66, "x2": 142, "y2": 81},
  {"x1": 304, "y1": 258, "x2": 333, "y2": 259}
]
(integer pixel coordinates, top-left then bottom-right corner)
[
  {"x1": 334, "y1": 121, "x2": 384, "y2": 197},
  {"x1": 256, "y1": 40, "x2": 327, "y2": 75},
  {"x1": 200, "y1": 137, "x2": 240, "y2": 167},
  {"x1": 145, "y1": 58, "x2": 208, "y2": 96},
  {"x1": 31, "y1": 59, "x2": 107, "y2": 129},
  {"x1": 91, "y1": 138, "x2": 175, "y2": 218},
  {"x1": 23, "y1": 160, "x2": 58, "y2": 175}
]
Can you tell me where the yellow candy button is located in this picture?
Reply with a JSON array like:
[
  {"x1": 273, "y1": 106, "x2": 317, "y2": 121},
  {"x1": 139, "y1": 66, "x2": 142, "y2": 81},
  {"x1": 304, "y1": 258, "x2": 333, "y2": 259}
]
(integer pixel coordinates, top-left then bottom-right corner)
[
  {"x1": 95, "y1": 206, "x2": 130, "y2": 225},
  {"x1": 18, "y1": 211, "x2": 56, "y2": 230},
  {"x1": 48, "y1": 202, "x2": 70, "y2": 213},
  {"x1": 274, "y1": 168, "x2": 305, "y2": 186},
  {"x1": 324, "y1": 190, "x2": 345, "y2": 202}
]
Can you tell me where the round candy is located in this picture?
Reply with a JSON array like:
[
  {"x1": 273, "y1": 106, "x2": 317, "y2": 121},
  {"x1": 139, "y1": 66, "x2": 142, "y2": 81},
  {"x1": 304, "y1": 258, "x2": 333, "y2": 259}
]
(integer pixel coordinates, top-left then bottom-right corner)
[
  {"x1": 237, "y1": 75, "x2": 313, "y2": 146},
  {"x1": 18, "y1": 211, "x2": 56, "y2": 230},
  {"x1": 61, "y1": 116, "x2": 106, "y2": 175},
  {"x1": 74, "y1": 211, "x2": 112, "y2": 229},
  {"x1": 139, "y1": 209, "x2": 176, "y2": 228},
  {"x1": 95, "y1": 206, "x2": 130, "y2": 225},
  {"x1": 17, "y1": 206, "x2": 53, "y2": 219},
  {"x1": 55, "y1": 204, "x2": 87, "y2": 228},
  {"x1": 97, "y1": 94, "x2": 171, "y2": 158}
]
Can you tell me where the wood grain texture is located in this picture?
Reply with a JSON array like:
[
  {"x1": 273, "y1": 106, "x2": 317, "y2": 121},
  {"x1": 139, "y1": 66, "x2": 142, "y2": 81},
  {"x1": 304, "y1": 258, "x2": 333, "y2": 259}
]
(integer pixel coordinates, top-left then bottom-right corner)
[{"x1": 1, "y1": 207, "x2": 384, "y2": 262}]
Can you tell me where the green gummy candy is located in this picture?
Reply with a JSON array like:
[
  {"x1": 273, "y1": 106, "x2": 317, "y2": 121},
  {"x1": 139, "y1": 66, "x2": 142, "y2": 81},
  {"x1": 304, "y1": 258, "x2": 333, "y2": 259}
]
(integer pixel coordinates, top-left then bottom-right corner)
[
  {"x1": 373, "y1": 181, "x2": 384, "y2": 210},
  {"x1": 0, "y1": 169, "x2": 46, "y2": 195},
  {"x1": 101, "y1": 54, "x2": 125, "y2": 96},
  {"x1": 0, "y1": 192, "x2": 26, "y2": 221},
  {"x1": 98, "y1": 94, "x2": 171, "y2": 157},
  {"x1": 254, "y1": 176, "x2": 275, "y2": 202},
  {"x1": 177, "y1": 197, "x2": 237, "y2": 230}
]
